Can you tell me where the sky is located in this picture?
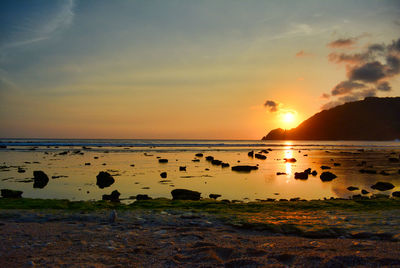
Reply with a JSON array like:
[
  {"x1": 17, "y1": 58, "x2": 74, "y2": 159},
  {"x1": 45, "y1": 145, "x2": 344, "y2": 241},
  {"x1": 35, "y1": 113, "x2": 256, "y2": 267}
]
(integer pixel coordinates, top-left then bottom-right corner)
[{"x1": 0, "y1": 0, "x2": 399, "y2": 139}]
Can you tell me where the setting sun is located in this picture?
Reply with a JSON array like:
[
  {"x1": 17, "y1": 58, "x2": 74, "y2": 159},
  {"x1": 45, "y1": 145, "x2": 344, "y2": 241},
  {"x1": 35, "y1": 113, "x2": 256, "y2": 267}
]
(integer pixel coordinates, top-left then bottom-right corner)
[{"x1": 283, "y1": 112, "x2": 295, "y2": 123}]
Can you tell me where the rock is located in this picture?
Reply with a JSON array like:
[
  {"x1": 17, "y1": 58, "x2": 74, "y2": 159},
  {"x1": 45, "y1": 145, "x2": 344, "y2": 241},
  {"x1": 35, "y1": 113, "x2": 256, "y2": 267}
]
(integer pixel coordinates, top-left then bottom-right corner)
[
  {"x1": 130, "y1": 164, "x2": 135, "y2": 167},
  {"x1": 1, "y1": 189, "x2": 23, "y2": 198},
  {"x1": 205, "y1": 156, "x2": 214, "y2": 161},
  {"x1": 320, "y1": 171, "x2": 337, "y2": 182},
  {"x1": 321, "y1": 165, "x2": 331, "y2": 170},
  {"x1": 136, "y1": 194, "x2": 152, "y2": 200},
  {"x1": 359, "y1": 169, "x2": 377, "y2": 174},
  {"x1": 294, "y1": 172, "x2": 308, "y2": 180},
  {"x1": 96, "y1": 171, "x2": 115, "y2": 189},
  {"x1": 380, "y1": 170, "x2": 390, "y2": 176},
  {"x1": 160, "y1": 172, "x2": 167, "y2": 178},
  {"x1": 231, "y1": 165, "x2": 258, "y2": 172},
  {"x1": 17, "y1": 167, "x2": 26, "y2": 173},
  {"x1": 254, "y1": 154, "x2": 267, "y2": 160},
  {"x1": 102, "y1": 190, "x2": 120, "y2": 202},
  {"x1": 195, "y1": 153, "x2": 203, "y2": 157},
  {"x1": 158, "y1": 159, "x2": 168, "y2": 163},
  {"x1": 284, "y1": 158, "x2": 296, "y2": 163},
  {"x1": 389, "y1": 157, "x2": 399, "y2": 162},
  {"x1": 179, "y1": 166, "x2": 186, "y2": 171},
  {"x1": 221, "y1": 163, "x2": 230, "y2": 168},
  {"x1": 248, "y1": 151, "x2": 254, "y2": 157},
  {"x1": 276, "y1": 172, "x2": 286, "y2": 175},
  {"x1": 85, "y1": 162, "x2": 91, "y2": 166},
  {"x1": 311, "y1": 170, "x2": 318, "y2": 176},
  {"x1": 371, "y1": 182, "x2": 395, "y2": 191},
  {"x1": 304, "y1": 168, "x2": 311, "y2": 174},
  {"x1": 33, "y1": 170, "x2": 49, "y2": 188},
  {"x1": 171, "y1": 189, "x2": 201, "y2": 200},
  {"x1": 192, "y1": 159, "x2": 200, "y2": 162},
  {"x1": 211, "y1": 159, "x2": 222, "y2": 165},
  {"x1": 361, "y1": 189, "x2": 369, "y2": 195},
  {"x1": 209, "y1": 194, "x2": 221, "y2": 199},
  {"x1": 109, "y1": 210, "x2": 117, "y2": 223},
  {"x1": 334, "y1": 163, "x2": 341, "y2": 166},
  {"x1": 347, "y1": 186, "x2": 359, "y2": 191},
  {"x1": 392, "y1": 191, "x2": 400, "y2": 197}
]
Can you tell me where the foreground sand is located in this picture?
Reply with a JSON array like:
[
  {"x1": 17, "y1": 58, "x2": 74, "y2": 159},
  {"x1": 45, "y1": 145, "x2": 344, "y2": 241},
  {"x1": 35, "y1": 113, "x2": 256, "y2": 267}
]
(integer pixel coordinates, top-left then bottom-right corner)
[{"x1": 1, "y1": 209, "x2": 400, "y2": 267}]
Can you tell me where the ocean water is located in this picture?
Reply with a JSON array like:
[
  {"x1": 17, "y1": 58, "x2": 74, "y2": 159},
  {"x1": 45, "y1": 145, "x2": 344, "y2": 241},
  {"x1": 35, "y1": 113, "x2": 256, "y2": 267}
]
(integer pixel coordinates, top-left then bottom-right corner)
[{"x1": 0, "y1": 139, "x2": 399, "y2": 202}]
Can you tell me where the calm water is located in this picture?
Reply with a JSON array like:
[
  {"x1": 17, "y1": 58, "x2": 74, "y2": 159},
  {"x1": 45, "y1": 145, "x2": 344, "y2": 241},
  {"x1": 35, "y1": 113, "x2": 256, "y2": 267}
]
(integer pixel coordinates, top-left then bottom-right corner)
[{"x1": 0, "y1": 139, "x2": 400, "y2": 202}]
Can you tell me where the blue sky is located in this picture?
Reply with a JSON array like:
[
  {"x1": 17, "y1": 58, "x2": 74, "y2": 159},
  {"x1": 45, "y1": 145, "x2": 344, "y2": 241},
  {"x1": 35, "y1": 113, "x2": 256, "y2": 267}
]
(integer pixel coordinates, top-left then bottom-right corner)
[{"x1": 1, "y1": 0, "x2": 399, "y2": 138}]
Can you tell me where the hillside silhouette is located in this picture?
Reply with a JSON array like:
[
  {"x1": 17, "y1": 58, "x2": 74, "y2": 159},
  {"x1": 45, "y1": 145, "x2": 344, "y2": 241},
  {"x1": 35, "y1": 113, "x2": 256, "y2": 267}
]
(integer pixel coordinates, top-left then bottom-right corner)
[{"x1": 262, "y1": 97, "x2": 400, "y2": 141}]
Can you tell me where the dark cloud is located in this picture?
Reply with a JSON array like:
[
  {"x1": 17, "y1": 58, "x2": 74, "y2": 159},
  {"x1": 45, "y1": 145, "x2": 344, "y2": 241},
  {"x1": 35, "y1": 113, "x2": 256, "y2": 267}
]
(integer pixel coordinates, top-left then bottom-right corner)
[
  {"x1": 264, "y1": 100, "x2": 279, "y2": 112},
  {"x1": 322, "y1": 37, "x2": 400, "y2": 110},
  {"x1": 377, "y1": 81, "x2": 391, "y2": 91},
  {"x1": 348, "y1": 61, "x2": 386, "y2": 82},
  {"x1": 327, "y1": 38, "x2": 357, "y2": 48},
  {"x1": 331, "y1": 80, "x2": 365, "y2": 96}
]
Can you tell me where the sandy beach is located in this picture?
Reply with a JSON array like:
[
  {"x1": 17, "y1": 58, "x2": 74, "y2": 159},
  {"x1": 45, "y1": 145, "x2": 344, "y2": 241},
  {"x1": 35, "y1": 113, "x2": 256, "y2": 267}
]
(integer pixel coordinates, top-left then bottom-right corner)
[{"x1": 1, "y1": 206, "x2": 400, "y2": 267}]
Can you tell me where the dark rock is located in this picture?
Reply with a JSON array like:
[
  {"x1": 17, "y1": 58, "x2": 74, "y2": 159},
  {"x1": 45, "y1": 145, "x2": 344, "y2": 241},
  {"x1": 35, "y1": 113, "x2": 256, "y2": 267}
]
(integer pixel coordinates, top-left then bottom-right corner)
[
  {"x1": 248, "y1": 151, "x2": 254, "y2": 157},
  {"x1": 359, "y1": 169, "x2": 377, "y2": 174},
  {"x1": 320, "y1": 171, "x2": 337, "y2": 182},
  {"x1": 231, "y1": 165, "x2": 258, "y2": 172},
  {"x1": 1, "y1": 189, "x2": 23, "y2": 198},
  {"x1": 171, "y1": 189, "x2": 201, "y2": 200},
  {"x1": 158, "y1": 159, "x2": 168, "y2": 163},
  {"x1": 221, "y1": 163, "x2": 230, "y2": 168},
  {"x1": 333, "y1": 163, "x2": 341, "y2": 166},
  {"x1": 380, "y1": 170, "x2": 390, "y2": 176},
  {"x1": 205, "y1": 156, "x2": 214, "y2": 161},
  {"x1": 371, "y1": 181, "x2": 395, "y2": 191},
  {"x1": 276, "y1": 172, "x2": 286, "y2": 175},
  {"x1": 179, "y1": 166, "x2": 186, "y2": 171},
  {"x1": 320, "y1": 165, "x2": 331, "y2": 170},
  {"x1": 254, "y1": 154, "x2": 266, "y2": 160},
  {"x1": 392, "y1": 191, "x2": 400, "y2": 197},
  {"x1": 311, "y1": 170, "x2": 318, "y2": 176},
  {"x1": 102, "y1": 190, "x2": 120, "y2": 202},
  {"x1": 211, "y1": 159, "x2": 222, "y2": 165},
  {"x1": 347, "y1": 186, "x2": 359, "y2": 191},
  {"x1": 17, "y1": 167, "x2": 26, "y2": 173},
  {"x1": 361, "y1": 189, "x2": 369, "y2": 195},
  {"x1": 389, "y1": 157, "x2": 399, "y2": 162},
  {"x1": 284, "y1": 158, "x2": 296, "y2": 163},
  {"x1": 96, "y1": 171, "x2": 115, "y2": 189},
  {"x1": 192, "y1": 159, "x2": 200, "y2": 162},
  {"x1": 33, "y1": 170, "x2": 49, "y2": 188},
  {"x1": 136, "y1": 194, "x2": 152, "y2": 200},
  {"x1": 160, "y1": 172, "x2": 167, "y2": 178},
  {"x1": 304, "y1": 168, "x2": 311, "y2": 174},
  {"x1": 294, "y1": 172, "x2": 308, "y2": 180},
  {"x1": 130, "y1": 164, "x2": 135, "y2": 167},
  {"x1": 209, "y1": 194, "x2": 221, "y2": 199},
  {"x1": 195, "y1": 153, "x2": 203, "y2": 157},
  {"x1": 84, "y1": 162, "x2": 91, "y2": 166}
]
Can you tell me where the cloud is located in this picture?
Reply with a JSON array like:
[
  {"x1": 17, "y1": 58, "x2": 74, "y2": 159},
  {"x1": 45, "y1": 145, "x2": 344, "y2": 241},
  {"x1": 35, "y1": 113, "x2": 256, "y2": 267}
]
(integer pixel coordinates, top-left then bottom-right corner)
[
  {"x1": 328, "y1": 37, "x2": 358, "y2": 48},
  {"x1": 1, "y1": 0, "x2": 76, "y2": 49},
  {"x1": 264, "y1": 100, "x2": 279, "y2": 112},
  {"x1": 348, "y1": 61, "x2": 386, "y2": 82},
  {"x1": 331, "y1": 80, "x2": 365, "y2": 96},
  {"x1": 322, "y1": 36, "x2": 400, "y2": 110},
  {"x1": 377, "y1": 81, "x2": 391, "y2": 91},
  {"x1": 295, "y1": 50, "x2": 312, "y2": 57}
]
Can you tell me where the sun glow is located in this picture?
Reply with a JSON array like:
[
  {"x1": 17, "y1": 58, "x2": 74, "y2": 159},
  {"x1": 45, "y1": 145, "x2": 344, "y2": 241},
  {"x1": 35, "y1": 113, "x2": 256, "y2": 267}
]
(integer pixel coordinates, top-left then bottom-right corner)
[{"x1": 283, "y1": 112, "x2": 295, "y2": 123}]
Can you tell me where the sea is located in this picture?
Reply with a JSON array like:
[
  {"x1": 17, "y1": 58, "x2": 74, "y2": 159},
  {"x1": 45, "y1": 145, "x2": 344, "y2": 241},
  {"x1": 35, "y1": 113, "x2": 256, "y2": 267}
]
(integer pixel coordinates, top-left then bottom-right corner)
[{"x1": 0, "y1": 139, "x2": 399, "y2": 202}]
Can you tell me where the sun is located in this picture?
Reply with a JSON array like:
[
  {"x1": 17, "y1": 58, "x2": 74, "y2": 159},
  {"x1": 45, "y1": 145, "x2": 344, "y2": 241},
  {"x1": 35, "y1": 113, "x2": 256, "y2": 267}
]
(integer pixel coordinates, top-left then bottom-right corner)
[{"x1": 282, "y1": 112, "x2": 295, "y2": 124}]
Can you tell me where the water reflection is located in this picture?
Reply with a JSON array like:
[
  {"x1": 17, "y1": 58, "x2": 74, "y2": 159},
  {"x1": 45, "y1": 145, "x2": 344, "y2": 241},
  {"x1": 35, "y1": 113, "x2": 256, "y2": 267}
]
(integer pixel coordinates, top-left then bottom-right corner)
[{"x1": 284, "y1": 147, "x2": 294, "y2": 180}]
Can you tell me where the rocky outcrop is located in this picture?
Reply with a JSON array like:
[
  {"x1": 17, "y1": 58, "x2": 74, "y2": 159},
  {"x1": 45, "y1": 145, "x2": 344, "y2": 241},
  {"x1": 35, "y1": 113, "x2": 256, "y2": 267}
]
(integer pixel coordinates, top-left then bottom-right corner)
[
  {"x1": 96, "y1": 171, "x2": 115, "y2": 189},
  {"x1": 262, "y1": 97, "x2": 400, "y2": 140},
  {"x1": 171, "y1": 189, "x2": 201, "y2": 200},
  {"x1": 33, "y1": 171, "x2": 49, "y2": 189}
]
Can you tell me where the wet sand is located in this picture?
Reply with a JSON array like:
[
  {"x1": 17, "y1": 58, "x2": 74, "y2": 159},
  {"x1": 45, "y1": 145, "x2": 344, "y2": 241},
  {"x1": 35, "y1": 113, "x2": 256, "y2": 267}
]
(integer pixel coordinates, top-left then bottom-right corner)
[{"x1": 1, "y1": 209, "x2": 400, "y2": 267}]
